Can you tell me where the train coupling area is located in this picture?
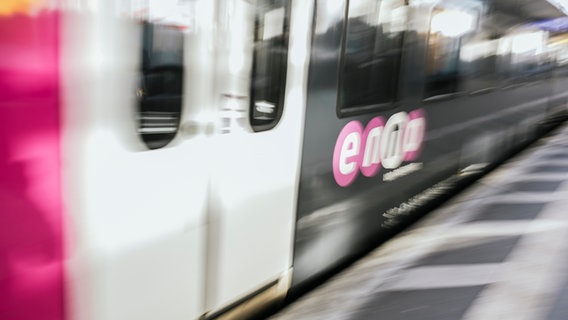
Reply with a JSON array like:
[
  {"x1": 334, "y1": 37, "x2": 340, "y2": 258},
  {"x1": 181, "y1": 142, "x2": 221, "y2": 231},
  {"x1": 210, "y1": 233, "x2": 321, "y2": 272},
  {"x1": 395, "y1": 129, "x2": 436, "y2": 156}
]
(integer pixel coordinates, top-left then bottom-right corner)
[{"x1": 271, "y1": 122, "x2": 568, "y2": 320}]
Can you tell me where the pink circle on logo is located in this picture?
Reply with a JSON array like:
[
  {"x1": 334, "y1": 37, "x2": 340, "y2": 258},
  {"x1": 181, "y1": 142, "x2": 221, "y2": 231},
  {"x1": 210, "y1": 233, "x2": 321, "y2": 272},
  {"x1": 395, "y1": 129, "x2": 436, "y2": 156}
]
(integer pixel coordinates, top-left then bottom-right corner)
[
  {"x1": 404, "y1": 109, "x2": 427, "y2": 161},
  {"x1": 360, "y1": 116, "x2": 385, "y2": 177},
  {"x1": 333, "y1": 121, "x2": 363, "y2": 187}
]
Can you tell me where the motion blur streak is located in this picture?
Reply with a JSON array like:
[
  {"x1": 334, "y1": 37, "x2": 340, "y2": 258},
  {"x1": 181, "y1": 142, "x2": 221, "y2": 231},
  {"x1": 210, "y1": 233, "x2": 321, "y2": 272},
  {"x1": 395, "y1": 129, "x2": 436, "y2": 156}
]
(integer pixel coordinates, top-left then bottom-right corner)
[
  {"x1": 0, "y1": 0, "x2": 44, "y2": 16},
  {"x1": 0, "y1": 6, "x2": 64, "y2": 320}
]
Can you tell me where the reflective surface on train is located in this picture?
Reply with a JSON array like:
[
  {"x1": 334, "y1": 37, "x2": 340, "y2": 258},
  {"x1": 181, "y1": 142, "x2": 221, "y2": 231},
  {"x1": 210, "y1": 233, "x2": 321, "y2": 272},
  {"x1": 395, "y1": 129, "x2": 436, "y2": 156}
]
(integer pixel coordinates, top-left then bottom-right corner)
[{"x1": 1, "y1": 0, "x2": 568, "y2": 319}]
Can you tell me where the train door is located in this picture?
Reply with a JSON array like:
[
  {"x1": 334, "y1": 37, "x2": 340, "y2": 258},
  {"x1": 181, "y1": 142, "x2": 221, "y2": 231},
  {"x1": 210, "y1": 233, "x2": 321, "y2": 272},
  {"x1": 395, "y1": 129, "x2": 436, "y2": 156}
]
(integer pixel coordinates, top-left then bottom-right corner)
[
  {"x1": 62, "y1": 1, "x2": 214, "y2": 319},
  {"x1": 203, "y1": 0, "x2": 313, "y2": 314}
]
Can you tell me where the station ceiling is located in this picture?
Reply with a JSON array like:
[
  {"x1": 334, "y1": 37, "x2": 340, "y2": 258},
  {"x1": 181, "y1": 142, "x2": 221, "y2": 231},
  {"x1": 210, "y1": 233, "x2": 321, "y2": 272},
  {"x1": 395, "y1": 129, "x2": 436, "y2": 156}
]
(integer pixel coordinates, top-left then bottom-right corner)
[{"x1": 491, "y1": 0, "x2": 564, "y2": 20}]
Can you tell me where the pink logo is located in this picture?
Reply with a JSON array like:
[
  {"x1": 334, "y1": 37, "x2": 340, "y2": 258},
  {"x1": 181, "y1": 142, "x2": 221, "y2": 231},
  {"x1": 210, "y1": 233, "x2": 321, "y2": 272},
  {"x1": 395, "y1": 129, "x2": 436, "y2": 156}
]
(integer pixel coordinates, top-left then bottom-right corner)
[
  {"x1": 332, "y1": 109, "x2": 427, "y2": 187},
  {"x1": 404, "y1": 109, "x2": 426, "y2": 162},
  {"x1": 360, "y1": 117, "x2": 385, "y2": 177},
  {"x1": 332, "y1": 121, "x2": 364, "y2": 187}
]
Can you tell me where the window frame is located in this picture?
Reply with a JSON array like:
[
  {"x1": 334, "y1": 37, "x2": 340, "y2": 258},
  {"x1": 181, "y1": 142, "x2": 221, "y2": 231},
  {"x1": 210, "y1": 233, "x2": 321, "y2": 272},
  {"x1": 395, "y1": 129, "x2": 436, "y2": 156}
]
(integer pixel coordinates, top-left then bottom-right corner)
[
  {"x1": 249, "y1": 0, "x2": 292, "y2": 132},
  {"x1": 137, "y1": 22, "x2": 185, "y2": 150}
]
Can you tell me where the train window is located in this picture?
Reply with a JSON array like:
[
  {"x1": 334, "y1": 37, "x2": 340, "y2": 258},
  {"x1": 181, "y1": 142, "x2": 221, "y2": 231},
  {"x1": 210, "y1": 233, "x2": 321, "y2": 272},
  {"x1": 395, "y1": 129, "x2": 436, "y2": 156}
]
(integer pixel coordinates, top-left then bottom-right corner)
[
  {"x1": 338, "y1": 0, "x2": 406, "y2": 116},
  {"x1": 502, "y1": 31, "x2": 555, "y2": 84},
  {"x1": 458, "y1": 6, "x2": 500, "y2": 94},
  {"x1": 424, "y1": 7, "x2": 477, "y2": 99},
  {"x1": 460, "y1": 38, "x2": 500, "y2": 93},
  {"x1": 250, "y1": 0, "x2": 291, "y2": 132},
  {"x1": 137, "y1": 22, "x2": 184, "y2": 149}
]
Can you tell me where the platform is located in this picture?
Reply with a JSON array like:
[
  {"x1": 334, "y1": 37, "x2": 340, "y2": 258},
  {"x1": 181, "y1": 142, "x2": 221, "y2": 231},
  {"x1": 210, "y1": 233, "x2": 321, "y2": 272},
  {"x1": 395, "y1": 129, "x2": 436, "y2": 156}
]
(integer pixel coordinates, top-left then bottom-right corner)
[{"x1": 270, "y1": 122, "x2": 568, "y2": 320}]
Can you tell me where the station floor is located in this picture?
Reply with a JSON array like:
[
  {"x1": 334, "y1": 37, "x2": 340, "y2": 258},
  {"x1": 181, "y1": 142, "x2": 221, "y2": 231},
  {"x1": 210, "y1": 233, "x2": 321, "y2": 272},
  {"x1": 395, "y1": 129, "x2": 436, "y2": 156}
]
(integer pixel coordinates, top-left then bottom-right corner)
[{"x1": 270, "y1": 122, "x2": 568, "y2": 320}]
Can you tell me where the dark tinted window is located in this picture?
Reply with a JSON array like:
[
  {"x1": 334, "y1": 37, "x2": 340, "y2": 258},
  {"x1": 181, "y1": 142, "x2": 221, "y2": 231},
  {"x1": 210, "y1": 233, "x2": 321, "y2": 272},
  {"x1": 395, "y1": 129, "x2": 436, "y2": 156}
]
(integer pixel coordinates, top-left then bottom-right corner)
[
  {"x1": 459, "y1": 39, "x2": 500, "y2": 93},
  {"x1": 503, "y1": 31, "x2": 556, "y2": 84},
  {"x1": 424, "y1": 6, "x2": 479, "y2": 99},
  {"x1": 425, "y1": 2, "x2": 558, "y2": 97},
  {"x1": 338, "y1": 0, "x2": 406, "y2": 116},
  {"x1": 137, "y1": 22, "x2": 184, "y2": 149},
  {"x1": 250, "y1": 0, "x2": 291, "y2": 131},
  {"x1": 458, "y1": 7, "x2": 500, "y2": 94}
]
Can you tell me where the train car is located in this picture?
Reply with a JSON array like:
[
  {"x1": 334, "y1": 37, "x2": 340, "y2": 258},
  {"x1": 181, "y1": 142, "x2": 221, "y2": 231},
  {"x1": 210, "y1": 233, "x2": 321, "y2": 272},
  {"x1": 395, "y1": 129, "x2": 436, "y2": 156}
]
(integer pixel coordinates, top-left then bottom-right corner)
[
  {"x1": 1, "y1": 0, "x2": 568, "y2": 319},
  {"x1": 291, "y1": 0, "x2": 568, "y2": 290}
]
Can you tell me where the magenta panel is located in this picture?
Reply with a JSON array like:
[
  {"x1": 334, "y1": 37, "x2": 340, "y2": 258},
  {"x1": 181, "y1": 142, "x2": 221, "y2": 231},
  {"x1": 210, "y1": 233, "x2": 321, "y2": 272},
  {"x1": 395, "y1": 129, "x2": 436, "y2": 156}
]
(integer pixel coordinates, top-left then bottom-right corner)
[{"x1": 0, "y1": 10, "x2": 64, "y2": 320}]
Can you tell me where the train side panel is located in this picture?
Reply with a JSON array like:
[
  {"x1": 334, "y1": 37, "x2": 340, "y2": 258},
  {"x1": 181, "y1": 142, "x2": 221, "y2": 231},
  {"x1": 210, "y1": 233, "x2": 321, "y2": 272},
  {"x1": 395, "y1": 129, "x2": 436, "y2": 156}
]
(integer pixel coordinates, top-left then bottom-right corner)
[{"x1": 291, "y1": 0, "x2": 568, "y2": 288}]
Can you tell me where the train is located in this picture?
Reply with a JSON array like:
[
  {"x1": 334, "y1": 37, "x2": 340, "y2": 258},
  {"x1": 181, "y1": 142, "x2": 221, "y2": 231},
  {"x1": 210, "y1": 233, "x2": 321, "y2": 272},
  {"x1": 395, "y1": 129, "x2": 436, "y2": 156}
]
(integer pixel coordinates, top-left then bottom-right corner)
[{"x1": 2, "y1": 0, "x2": 568, "y2": 319}]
